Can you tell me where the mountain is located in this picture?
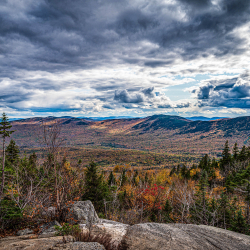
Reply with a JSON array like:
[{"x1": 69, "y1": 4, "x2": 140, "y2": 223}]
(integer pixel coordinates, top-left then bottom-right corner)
[
  {"x1": 77, "y1": 116, "x2": 135, "y2": 121},
  {"x1": 9, "y1": 114, "x2": 250, "y2": 166},
  {"x1": 132, "y1": 115, "x2": 190, "y2": 131}
]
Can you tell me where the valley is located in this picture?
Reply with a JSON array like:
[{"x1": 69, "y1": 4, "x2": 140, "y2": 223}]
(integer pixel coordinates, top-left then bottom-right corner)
[{"x1": 8, "y1": 114, "x2": 250, "y2": 167}]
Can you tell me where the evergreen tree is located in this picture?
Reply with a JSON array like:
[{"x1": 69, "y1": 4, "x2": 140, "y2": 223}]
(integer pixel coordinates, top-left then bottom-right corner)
[
  {"x1": 218, "y1": 191, "x2": 231, "y2": 229},
  {"x1": 176, "y1": 164, "x2": 180, "y2": 174},
  {"x1": 230, "y1": 210, "x2": 250, "y2": 235},
  {"x1": 233, "y1": 142, "x2": 239, "y2": 161},
  {"x1": 211, "y1": 158, "x2": 219, "y2": 169},
  {"x1": 191, "y1": 170, "x2": 209, "y2": 224},
  {"x1": 162, "y1": 199, "x2": 173, "y2": 222},
  {"x1": 6, "y1": 139, "x2": 19, "y2": 164},
  {"x1": 81, "y1": 162, "x2": 110, "y2": 211},
  {"x1": 239, "y1": 146, "x2": 247, "y2": 162},
  {"x1": 199, "y1": 154, "x2": 211, "y2": 172},
  {"x1": 169, "y1": 166, "x2": 176, "y2": 176},
  {"x1": 108, "y1": 171, "x2": 116, "y2": 186},
  {"x1": 220, "y1": 140, "x2": 231, "y2": 170},
  {"x1": 120, "y1": 169, "x2": 128, "y2": 186},
  {"x1": 180, "y1": 164, "x2": 187, "y2": 178},
  {"x1": 0, "y1": 113, "x2": 14, "y2": 201},
  {"x1": 207, "y1": 197, "x2": 218, "y2": 225},
  {"x1": 29, "y1": 152, "x2": 37, "y2": 168}
]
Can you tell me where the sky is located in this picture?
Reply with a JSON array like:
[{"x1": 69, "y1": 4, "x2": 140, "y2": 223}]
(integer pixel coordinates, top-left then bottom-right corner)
[{"x1": 1, "y1": 0, "x2": 250, "y2": 118}]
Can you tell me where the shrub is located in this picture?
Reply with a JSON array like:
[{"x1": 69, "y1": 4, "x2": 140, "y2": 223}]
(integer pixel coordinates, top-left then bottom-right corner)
[
  {"x1": 0, "y1": 197, "x2": 23, "y2": 229},
  {"x1": 55, "y1": 223, "x2": 81, "y2": 236}
]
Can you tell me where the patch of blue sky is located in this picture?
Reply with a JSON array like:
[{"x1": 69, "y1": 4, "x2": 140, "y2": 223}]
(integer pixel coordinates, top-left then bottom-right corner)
[
  {"x1": 163, "y1": 73, "x2": 239, "y2": 101},
  {"x1": 163, "y1": 83, "x2": 194, "y2": 101}
]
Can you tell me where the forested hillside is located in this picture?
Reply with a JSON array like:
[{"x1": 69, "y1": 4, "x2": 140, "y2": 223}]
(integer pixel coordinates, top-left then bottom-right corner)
[{"x1": 8, "y1": 115, "x2": 250, "y2": 167}]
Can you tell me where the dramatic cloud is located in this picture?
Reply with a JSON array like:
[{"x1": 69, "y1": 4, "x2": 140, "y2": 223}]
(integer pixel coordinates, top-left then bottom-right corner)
[
  {"x1": 193, "y1": 72, "x2": 250, "y2": 109},
  {"x1": 0, "y1": 0, "x2": 250, "y2": 117},
  {"x1": 114, "y1": 90, "x2": 145, "y2": 103},
  {"x1": 113, "y1": 87, "x2": 190, "y2": 110}
]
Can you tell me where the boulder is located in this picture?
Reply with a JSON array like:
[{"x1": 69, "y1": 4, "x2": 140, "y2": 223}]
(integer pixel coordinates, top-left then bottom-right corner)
[
  {"x1": 90, "y1": 219, "x2": 129, "y2": 247},
  {"x1": 66, "y1": 200, "x2": 99, "y2": 226},
  {"x1": 16, "y1": 228, "x2": 33, "y2": 236},
  {"x1": 0, "y1": 235, "x2": 74, "y2": 250},
  {"x1": 118, "y1": 223, "x2": 250, "y2": 250},
  {"x1": 39, "y1": 220, "x2": 61, "y2": 237}
]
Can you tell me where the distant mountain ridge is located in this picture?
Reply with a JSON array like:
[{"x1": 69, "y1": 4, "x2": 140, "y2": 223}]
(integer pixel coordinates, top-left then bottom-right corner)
[
  {"x1": 9, "y1": 115, "x2": 227, "y2": 122},
  {"x1": 10, "y1": 114, "x2": 249, "y2": 135},
  {"x1": 12, "y1": 113, "x2": 249, "y2": 138},
  {"x1": 9, "y1": 114, "x2": 250, "y2": 163}
]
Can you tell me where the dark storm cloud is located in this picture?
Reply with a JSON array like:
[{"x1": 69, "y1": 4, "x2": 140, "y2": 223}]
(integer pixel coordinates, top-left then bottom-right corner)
[
  {"x1": 195, "y1": 85, "x2": 214, "y2": 99},
  {"x1": 1, "y1": 0, "x2": 250, "y2": 113},
  {"x1": 180, "y1": 0, "x2": 210, "y2": 5},
  {"x1": 1, "y1": 0, "x2": 249, "y2": 73},
  {"x1": 194, "y1": 72, "x2": 250, "y2": 108},
  {"x1": 114, "y1": 87, "x2": 157, "y2": 104},
  {"x1": 113, "y1": 87, "x2": 189, "y2": 110},
  {"x1": 115, "y1": 8, "x2": 158, "y2": 35},
  {"x1": 141, "y1": 87, "x2": 154, "y2": 98},
  {"x1": 102, "y1": 104, "x2": 115, "y2": 110},
  {"x1": 114, "y1": 90, "x2": 145, "y2": 103},
  {"x1": 0, "y1": 92, "x2": 31, "y2": 104}
]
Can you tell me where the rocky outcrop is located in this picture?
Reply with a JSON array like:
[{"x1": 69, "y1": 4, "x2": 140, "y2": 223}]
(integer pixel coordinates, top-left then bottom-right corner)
[
  {"x1": 66, "y1": 200, "x2": 99, "y2": 226},
  {"x1": 16, "y1": 228, "x2": 33, "y2": 236},
  {"x1": 39, "y1": 220, "x2": 61, "y2": 238},
  {"x1": 90, "y1": 219, "x2": 129, "y2": 247},
  {"x1": 0, "y1": 235, "x2": 74, "y2": 250},
  {"x1": 3, "y1": 199, "x2": 250, "y2": 250},
  {"x1": 118, "y1": 223, "x2": 250, "y2": 250}
]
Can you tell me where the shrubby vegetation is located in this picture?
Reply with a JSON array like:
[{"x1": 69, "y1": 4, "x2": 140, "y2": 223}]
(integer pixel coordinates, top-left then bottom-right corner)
[{"x1": 1, "y1": 112, "x2": 250, "y2": 236}]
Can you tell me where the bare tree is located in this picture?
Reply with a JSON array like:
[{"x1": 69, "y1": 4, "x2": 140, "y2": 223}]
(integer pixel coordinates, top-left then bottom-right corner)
[{"x1": 39, "y1": 119, "x2": 65, "y2": 209}]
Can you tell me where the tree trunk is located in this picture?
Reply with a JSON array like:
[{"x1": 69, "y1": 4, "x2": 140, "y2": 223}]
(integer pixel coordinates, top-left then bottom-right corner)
[
  {"x1": 0, "y1": 137, "x2": 6, "y2": 201},
  {"x1": 54, "y1": 161, "x2": 59, "y2": 209},
  {"x1": 247, "y1": 200, "x2": 249, "y2": 225}
]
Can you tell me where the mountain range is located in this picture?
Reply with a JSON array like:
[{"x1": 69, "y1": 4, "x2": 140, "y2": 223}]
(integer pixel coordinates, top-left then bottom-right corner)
[{"x1": 8, "y1": 114, "x2": 250, "y2": 167}]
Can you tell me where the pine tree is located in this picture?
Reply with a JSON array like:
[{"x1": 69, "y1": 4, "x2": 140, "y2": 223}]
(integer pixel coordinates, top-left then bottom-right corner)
[
  {"x1": 163, "y1": 199, "x2": 173, "y2": 222},
  {"x1": 0, "y1": 113, "x2": 14, "y2": 201},
  {"x1": 120, "y1": 169, "x2": 127, "y2": 186},
  {"x1": 108, "y1": 171, "x2": 116, "y2": 186},
  {"x1": 6, "y1": 139, "x2": 19, "y2": 164},
  {"x1": 81, "y1": 162, "x2": 110, "y2": 211},
  {"x1": 169, "y1": 166, "x2": 176, "y2": 176},
  {"x1": 239, "y1": 146, "x2": 247, "y2": 162},
  {"x1": 229, "y1": 166, "x2": 250, "y2": 224},
  {"x1": 218, "y1": 191, "x2": 231, "y2": 229},
  {"x1": 220, "y1": 140, "x2": 231, "y2": 170},
  {"x1": 233, "y1": 142, "x2": 239, "y2": 161},
  {"x1": 29, "y1": 152, "x2": 37, "y2": 168},
  {"x1": 199, "y1": 154, "x2": 211, "y2": 172},
  {"x1": 230, "y1": 210, "x2": 250, "y2": 235},
  {"x1": 191, "y1": 170, "x2": 209, "y2": 224},
  {"x1": 180, "y1": 164, "x2": 187, "y2": 178}
]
